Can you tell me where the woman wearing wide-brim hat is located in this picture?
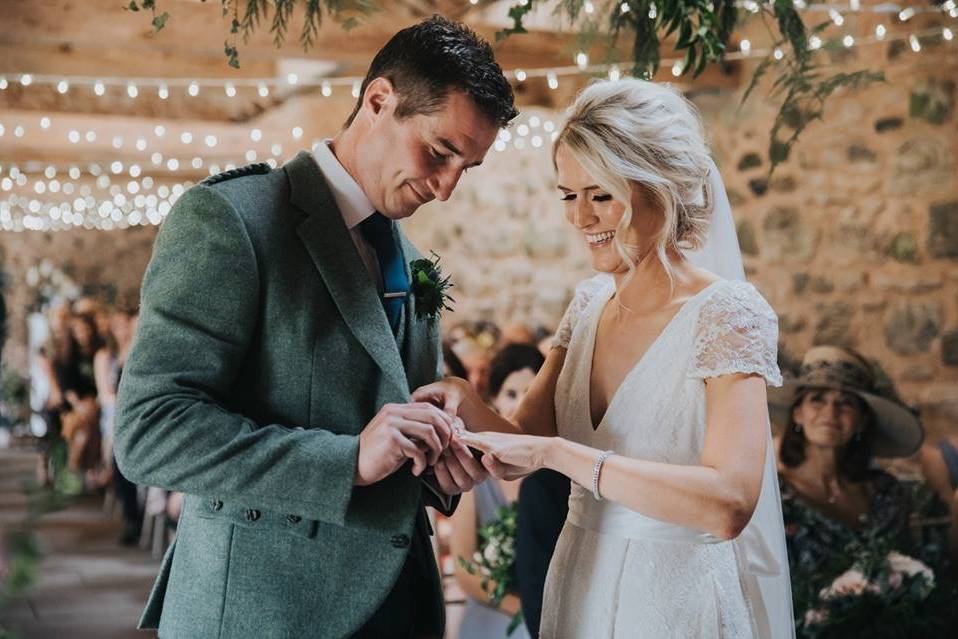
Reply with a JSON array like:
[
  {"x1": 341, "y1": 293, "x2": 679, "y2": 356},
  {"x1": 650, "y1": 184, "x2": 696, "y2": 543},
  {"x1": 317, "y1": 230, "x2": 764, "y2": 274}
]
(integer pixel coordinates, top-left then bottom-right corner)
[{"x1": 769, "y1": 346, "x2": 926, "y2": 618}]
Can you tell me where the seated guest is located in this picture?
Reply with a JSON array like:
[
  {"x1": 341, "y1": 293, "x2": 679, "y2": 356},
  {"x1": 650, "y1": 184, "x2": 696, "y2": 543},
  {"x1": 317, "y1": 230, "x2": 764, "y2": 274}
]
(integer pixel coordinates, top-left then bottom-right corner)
[
  {"x1": 516, "y1": 468, "x2": 570, "y2": 638},
  {"x1": 450, "y1": 344, "x2": 544, "y2": 639},
  {"x1": 768, "y1": 346, "x2": 925, "y2": 606},
  {"x1": 442, "y1": 341, "x2": 469, "y2": 380},
  {"x1": 452, "y1": 336, "x2": 494, "y2": 401},
  {"x1": 920, "y1": 435, "x2": 958, "y2": 514},
  {"x1": 919, "y1": 435, "x2": 958, "y2": 571}
]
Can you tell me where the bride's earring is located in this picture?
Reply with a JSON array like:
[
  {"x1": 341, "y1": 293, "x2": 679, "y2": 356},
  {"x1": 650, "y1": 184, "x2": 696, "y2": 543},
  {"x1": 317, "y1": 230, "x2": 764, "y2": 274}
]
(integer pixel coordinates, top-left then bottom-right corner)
[{"x1": 792, "y1": 422, "x2": 803, "y2": 434}]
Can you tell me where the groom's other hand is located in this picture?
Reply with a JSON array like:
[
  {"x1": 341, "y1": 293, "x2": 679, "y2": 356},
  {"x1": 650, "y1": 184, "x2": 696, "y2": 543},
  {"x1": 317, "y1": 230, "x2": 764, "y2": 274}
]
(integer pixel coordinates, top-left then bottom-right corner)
[
  {"x1": 430, "y1": 436, "x2": 489, "y2": 494},
  {"x1": 355, "y1": 403, "x2": 454, "y2": 485}
]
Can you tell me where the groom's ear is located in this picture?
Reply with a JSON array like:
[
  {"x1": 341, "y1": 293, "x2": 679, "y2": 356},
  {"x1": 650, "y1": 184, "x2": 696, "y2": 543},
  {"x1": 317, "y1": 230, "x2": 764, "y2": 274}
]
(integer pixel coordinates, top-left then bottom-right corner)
[{"x1": 363, "y1": 77, "x2": 397, "y2": 120}]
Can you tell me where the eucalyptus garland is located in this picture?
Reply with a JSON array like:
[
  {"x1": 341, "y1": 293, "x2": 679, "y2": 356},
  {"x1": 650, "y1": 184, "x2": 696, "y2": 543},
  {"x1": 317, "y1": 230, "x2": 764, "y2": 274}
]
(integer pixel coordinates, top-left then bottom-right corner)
[{"x1": 124, "y1": 0, "x2": 908, "y2": 170}]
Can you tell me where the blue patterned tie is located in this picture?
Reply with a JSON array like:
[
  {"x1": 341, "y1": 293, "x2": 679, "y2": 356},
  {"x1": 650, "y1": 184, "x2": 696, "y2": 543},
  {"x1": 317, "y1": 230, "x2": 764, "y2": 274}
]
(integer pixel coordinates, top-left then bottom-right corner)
[{"x1": 359, "y1": 213, "x2": 409, "y2": 334}]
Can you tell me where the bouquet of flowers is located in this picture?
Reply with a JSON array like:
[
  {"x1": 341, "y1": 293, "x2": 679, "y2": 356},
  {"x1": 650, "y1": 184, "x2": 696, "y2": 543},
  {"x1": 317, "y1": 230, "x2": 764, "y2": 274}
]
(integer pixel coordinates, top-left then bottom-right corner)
[
  {"x1": 799, "y1": 536, "x2": 955, "y2": 639},
  {"x1": 458, "y1": 501, "x2": 524, "y2": 635}
]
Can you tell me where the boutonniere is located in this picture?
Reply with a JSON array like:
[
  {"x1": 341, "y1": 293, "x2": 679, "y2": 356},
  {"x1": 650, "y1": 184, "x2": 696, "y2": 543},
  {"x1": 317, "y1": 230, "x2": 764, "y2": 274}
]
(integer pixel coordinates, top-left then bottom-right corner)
[{"x1": 409, "y1": 252, "x2": 455, "y2": 321}]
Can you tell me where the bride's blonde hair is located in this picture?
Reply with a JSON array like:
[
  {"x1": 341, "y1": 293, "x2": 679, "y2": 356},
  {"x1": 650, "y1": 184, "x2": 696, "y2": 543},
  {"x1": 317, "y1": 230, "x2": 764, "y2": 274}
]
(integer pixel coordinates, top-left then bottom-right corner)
[{"x1": 553, "y1": 78, "x2": 713, "y2": 286}]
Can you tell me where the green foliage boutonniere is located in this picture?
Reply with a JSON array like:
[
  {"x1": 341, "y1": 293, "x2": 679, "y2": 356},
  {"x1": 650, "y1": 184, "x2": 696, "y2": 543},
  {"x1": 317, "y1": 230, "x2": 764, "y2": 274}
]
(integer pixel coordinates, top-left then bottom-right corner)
[{"x1": 409, "y1": 252, "x2": 454, "y2": 321}]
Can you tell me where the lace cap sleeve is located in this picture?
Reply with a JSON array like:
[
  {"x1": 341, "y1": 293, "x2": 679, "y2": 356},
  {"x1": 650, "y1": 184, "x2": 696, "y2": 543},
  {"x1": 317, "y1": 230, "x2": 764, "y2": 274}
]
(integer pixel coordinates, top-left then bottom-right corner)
[
  {"x1": 552, "y1": 275, "x2": 612, "y2": 349},
  {"x1": 688, "y1": 281, "x2": 783, "y2": 386}
]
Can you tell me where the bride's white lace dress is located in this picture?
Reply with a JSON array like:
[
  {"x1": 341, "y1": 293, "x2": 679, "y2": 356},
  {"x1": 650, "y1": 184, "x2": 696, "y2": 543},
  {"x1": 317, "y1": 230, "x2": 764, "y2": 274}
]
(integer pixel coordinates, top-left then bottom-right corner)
[{"x1": 540, "y1": 275, "x2": 786, "y2": 638}]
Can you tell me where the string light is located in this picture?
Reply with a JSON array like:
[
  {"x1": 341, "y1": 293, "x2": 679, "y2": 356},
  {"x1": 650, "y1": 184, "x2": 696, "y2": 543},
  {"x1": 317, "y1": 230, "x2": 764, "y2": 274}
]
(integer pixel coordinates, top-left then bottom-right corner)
[
  {"x1": 7, "y1": 0, "x2": 953, "y2": 100},
  {"x1": 515, "y1": 69, "x2": 527, "y2": 82},
  {"x1": 321, "y1": 81, "x2": 332, "y2": 97},
  {"x1": 575, "y1": 52, "x2": 589, "y2": 69},
  {"x1": 56, "y1": 80, "x2": 69, "y2": 94},
  {"x1": 4, "y1": 20, "x2": 957, "y2": 232},
  {"x1": 740, "y1": 39, "x2": 752, "y2": 55}
]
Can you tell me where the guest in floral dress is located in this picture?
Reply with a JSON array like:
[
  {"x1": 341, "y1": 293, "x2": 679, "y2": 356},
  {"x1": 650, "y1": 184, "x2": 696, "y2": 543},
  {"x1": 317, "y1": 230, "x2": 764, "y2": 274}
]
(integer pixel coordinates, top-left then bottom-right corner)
[{"x1": 768, "y1": 346, "x2": 925, "y2": 616}]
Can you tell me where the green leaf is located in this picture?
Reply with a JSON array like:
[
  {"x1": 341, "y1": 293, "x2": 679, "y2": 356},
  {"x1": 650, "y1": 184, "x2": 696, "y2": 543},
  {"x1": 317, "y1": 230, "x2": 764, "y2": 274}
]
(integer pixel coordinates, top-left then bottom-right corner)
[
  {"x1": 151, "y1": 11, "x2": 170, "y2": 32},
  {"x1": 127, "y1": 1, "x2": 140, "y2": 12}
]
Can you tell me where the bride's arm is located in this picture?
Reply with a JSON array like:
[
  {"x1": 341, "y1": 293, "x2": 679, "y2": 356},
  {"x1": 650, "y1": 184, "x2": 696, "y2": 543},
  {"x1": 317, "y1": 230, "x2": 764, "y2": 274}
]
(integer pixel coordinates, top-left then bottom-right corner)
[
  {"x1": 412, "y1": 347, "x2": 567, "y2": 438},
  {"x1": 550, "y1": 373, "x2": 767, "y2": 539},
  {"x1": 466, "y1": 372, "x2": 769, "y2": 540}
]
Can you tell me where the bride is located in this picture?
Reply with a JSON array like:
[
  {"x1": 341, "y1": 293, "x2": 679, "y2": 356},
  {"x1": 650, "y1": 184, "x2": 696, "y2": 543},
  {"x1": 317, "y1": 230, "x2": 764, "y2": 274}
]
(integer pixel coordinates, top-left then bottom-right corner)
[{"x1": 415, "y1": 79, "x2": 793, "y2": 638}]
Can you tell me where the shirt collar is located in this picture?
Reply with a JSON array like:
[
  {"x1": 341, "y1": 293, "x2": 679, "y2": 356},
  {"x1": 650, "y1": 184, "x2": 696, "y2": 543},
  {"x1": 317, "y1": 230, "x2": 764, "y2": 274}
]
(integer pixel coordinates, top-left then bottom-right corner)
[{"x1": 311, "y1": 139, "x2": 375, "y2": 230}]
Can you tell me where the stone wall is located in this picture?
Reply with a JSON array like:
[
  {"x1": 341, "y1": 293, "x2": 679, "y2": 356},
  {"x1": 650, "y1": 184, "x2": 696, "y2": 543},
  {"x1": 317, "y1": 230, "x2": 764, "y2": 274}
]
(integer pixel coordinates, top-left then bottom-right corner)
[{"x1": 2, "y1": 37, "x2": 957, "y2": 437}]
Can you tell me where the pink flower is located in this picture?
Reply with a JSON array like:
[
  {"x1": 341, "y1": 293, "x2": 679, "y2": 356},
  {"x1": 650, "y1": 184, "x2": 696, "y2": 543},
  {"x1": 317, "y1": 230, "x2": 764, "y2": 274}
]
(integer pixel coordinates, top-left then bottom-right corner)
[
  {"x1": 804, "y1": 608, "x2": 828, "y2": 626},
  {"x1": 820, "y1": 568, "x2": 878, "y2": 599},
  {"x1": 885, "y1": 551, "x2": 934, "y2": 596}
]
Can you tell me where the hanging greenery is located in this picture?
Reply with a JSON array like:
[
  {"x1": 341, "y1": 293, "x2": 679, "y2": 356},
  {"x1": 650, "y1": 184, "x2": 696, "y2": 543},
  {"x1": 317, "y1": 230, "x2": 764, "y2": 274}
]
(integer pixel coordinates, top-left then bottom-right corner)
[{"x1": 124, "y1": 0, "x2": 899, "y2": 170}]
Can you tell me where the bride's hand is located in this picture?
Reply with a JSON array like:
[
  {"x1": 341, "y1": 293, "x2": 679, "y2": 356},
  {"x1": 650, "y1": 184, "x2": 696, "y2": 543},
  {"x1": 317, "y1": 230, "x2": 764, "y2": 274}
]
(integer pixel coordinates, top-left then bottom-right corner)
[
  {"x1": 412, "y1": 377, "x2": 477, "y2": 418},
  {"x1": 457, "y1": 431, "x2": 555, "y2": 480}
]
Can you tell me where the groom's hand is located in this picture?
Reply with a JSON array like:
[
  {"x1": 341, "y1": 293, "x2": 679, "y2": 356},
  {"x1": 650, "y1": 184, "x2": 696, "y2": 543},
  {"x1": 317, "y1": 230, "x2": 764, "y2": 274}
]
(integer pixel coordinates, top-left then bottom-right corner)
[
  {"x1": 355, "y1": 403, "x2": 453, "y2": 486},
  {"x1": 429, "y1": 436, "x2": 489, "y2": 495}
]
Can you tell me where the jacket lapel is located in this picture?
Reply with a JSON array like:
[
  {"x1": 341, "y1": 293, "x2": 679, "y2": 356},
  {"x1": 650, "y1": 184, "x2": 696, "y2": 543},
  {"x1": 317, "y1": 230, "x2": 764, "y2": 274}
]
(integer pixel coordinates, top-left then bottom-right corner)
[{"x1": 285, "y1": 151, "x2": 409, "y2": 399}]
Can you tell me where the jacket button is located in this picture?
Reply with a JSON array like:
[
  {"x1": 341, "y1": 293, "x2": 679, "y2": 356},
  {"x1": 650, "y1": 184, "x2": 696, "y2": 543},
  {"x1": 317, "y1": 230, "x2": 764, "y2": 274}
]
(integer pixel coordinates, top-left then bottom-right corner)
[
  {"x1": 245, "y1": 508, "x2": 261, "y2": 522},
  {"x1": 210, "y1": 499, "x2": 223, "y2": 512},
  {"x1": 390, "y1": 533, "x2": 410, "y2": 549},
  {"x1": 285, "y1": 514, "x2": 302, "y2": 525}
]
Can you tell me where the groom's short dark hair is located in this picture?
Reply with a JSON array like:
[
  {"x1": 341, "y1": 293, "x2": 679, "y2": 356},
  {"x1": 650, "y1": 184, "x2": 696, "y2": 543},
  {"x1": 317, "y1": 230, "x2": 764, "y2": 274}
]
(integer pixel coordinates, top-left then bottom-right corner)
[{"x1": 345, "y1": 15, "x2": 517, "y2": 128}]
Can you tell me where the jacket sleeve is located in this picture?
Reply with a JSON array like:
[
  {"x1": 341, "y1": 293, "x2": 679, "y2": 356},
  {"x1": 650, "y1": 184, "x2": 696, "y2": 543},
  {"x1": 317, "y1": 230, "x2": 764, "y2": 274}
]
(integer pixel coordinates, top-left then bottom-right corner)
[{"x1": 114, "y1": 185, "x2": 359, "y2": 526}]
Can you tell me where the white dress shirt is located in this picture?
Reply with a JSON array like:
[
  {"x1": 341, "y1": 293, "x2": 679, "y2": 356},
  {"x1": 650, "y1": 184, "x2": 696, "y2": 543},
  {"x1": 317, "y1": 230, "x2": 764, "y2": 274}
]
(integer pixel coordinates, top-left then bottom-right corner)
[{"x1": 311, "y1": 140, "x2": 384, "y2": 293}]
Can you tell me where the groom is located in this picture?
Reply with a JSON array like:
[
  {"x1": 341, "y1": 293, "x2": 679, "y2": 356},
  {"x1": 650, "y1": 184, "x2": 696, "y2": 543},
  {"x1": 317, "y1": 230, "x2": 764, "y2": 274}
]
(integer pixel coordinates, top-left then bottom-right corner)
[{"x1": 114, "y1": 16, "x2": 516, "y2": 638}]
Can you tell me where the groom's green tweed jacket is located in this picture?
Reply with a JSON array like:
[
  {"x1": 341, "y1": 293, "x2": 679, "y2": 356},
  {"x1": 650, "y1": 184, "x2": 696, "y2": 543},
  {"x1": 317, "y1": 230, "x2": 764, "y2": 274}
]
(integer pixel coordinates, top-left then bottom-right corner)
[{"x1": 115, "y1": 151, "x2": 448, "y2": 638}]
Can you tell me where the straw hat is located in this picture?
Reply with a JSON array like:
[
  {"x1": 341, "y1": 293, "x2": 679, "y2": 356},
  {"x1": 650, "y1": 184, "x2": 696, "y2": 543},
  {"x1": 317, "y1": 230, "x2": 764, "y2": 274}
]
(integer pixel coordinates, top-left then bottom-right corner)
[{"x1": 767, "y1": 345, "x2": 923, "y2": 458}]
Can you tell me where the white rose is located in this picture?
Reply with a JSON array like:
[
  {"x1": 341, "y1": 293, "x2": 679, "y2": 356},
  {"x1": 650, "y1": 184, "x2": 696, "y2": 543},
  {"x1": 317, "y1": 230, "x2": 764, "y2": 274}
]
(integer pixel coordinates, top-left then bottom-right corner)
[
  {"x1": 886, "y1": 551, "x2": 935, "y2": 587},
  {"x1": 483, "y1": 542, "x2": 500, "y2": 564}
]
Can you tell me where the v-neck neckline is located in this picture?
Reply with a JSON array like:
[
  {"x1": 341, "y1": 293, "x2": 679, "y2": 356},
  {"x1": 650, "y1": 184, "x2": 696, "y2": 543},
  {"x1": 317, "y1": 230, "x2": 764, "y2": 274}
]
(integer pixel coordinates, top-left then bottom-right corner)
[{"x1": 585, "y1": 279, "x2": 725, "y2": 431}]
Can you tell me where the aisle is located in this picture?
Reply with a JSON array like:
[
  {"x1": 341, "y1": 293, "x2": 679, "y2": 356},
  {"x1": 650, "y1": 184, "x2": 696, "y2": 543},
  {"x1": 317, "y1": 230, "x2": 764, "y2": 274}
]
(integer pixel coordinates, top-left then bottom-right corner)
[{"x1": 0, "y1": 448, "x2": 159, "y2": 639}]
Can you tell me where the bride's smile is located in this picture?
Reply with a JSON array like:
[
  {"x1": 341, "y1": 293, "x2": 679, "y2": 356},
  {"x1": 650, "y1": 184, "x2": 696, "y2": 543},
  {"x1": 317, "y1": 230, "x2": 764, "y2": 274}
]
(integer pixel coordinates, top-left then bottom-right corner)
[{"x1": 585, "y1": 229, "x2": 615, "y2": 247}]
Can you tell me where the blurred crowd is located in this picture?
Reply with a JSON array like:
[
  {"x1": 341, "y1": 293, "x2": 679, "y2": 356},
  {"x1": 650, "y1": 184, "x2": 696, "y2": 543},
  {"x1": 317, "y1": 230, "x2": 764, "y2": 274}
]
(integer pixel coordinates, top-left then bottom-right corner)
[
  {"x1": 26, "y1": 302, "x2": 958, "y2": 637},
  {"x1": 34, "y1": 298, "x2": 181, "y2": 549}
]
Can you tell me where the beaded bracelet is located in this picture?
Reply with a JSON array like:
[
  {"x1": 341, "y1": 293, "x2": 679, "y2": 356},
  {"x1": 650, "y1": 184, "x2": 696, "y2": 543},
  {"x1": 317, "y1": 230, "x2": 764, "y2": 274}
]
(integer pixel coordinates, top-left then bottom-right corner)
[{"x1": 591, "y1": 450, "x2": 615, "y2": 500}]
